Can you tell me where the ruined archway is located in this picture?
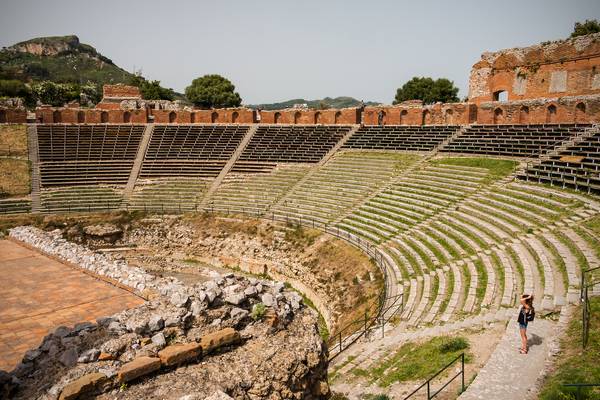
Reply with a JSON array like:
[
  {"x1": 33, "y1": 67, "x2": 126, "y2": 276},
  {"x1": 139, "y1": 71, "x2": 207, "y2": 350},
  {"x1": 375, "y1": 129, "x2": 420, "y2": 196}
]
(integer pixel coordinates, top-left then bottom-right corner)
[
  {"x1": 211, "y1": 112, "x2": 218, "y2": 123},
  {"x1": 77, "y1": 111, "x2": 85, "y2": 123},
  {"x1": 399, "y1": 110, "x2": 408, "y2": 125},
  {"x1": 190, "y1": 112, "x2": 196, "y2": 123},
  {"x1": 519, "y1": 106, "x2": 529, "y2": 124},
  {"x1": 123, "y1": 112, "x2": 131, "y2": 123},
  {"x1": 169, "y1": 111, "x2": 177, "y2": 123},
  {"x1": 52, "y1": 110, "x2": 61, "y2": 123},
  {"x1": 274, "y1": 112, "x2": 281, "y2": 124},
  {"x1": 493, "y1": 107, "x2": 504, "y2": 124},
  {"x1": 314, "y1": 112, "x2": 321, "y2": 124},
  {"x1": 294, "y1": 112, "x2": 301, "y2": 124},
  {"x1": 546, "y1": 104, "x2": 557, "y2": 123},
  {"x1": 575, "y1": 102, "x2": 586, "y2": 123},
  {"x1": 100, "y1": 111, "x2": 109, "y2": 123},
  {"x1": 232, "y1": 111, "x2": 239, "y2": 123}
]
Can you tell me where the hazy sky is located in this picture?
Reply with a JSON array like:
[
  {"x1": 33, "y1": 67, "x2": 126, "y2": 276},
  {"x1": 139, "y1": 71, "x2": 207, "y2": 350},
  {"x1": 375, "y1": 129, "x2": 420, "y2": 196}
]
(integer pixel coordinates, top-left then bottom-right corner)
[{"x1": 1, "y1": 0, "x2": 599, "y2": 104}]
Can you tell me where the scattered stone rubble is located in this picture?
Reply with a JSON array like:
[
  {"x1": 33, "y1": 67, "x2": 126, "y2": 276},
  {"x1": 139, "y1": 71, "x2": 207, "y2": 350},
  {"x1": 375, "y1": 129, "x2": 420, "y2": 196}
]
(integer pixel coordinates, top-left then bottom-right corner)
[{"x1": 5, "y1": 226, "x2": 329, "y2": 400}]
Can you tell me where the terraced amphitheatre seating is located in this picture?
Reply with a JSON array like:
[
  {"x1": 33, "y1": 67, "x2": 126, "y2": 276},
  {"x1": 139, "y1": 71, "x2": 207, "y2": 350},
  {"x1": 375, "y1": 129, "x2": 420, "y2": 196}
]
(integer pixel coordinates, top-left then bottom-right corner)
[
  {"x1": 342, "y1": 125, "x2": 459, "y2": 151},
  {"x1": 237, "y1": 125, "x2": 350, "y2": 163},
  {"x1": 441, "y1": 124, "x2": 591, "y2": 157},
  {"x1": 40, "y1": 185, "x2": 124, "y2": 213},
  {"x1": 271, "y1": 151, "x2": 420, "y2": 224},
  {"x1": 206, "y1": 164, "x2": 311, "y2": 214},
  {"x1": 337, "y1": 163, "x2": 489, "y2": 243},
  {"x1": 127, "y1": 178, "x2": 209, "y2": 212},
  {"x1": 37, "y1": 124, "x2": 144, "y2": 187},
  {"x1": 519, "y1": 130, "x2": 600, "y2": 194},
  {"x1": 139, "y1": 125, "x2": 248, "y2": 178},
  {"x1": 0, "y1": 197, "x2": 31, "y2": 214},
  {"x1": 17, "y1": 123, "x2": 600, "y2": 337}
]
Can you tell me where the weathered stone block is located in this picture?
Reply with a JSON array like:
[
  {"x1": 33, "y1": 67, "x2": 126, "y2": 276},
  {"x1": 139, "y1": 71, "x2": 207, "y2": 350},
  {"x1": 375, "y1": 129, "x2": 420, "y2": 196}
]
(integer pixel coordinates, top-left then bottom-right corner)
[
  {"x1": 158, "y1": 342, "x2": 202, "y2": 367},
  {"x1": 59, "y1": 372, "x2": 107, "y2": 400},
  {"x1": 200, "y1": 328, "x2": 240, "y2": 354},
  {"x1": 117, "y1": 356, "x2": 161, "y2": 383}
]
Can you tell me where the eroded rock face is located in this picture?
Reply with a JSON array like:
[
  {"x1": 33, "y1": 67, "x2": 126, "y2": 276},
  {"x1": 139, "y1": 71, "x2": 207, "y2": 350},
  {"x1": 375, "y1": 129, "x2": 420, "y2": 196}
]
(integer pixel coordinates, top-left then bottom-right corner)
[{"x1": 7, "y1": 226, "x2": 328, "y2": 400}]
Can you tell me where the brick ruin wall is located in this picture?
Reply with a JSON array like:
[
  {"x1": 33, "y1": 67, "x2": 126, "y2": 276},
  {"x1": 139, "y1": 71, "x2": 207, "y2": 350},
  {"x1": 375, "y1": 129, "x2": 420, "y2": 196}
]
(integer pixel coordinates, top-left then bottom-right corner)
[
  {"x1": 2, "y1": 35, "x2": 600, "y2": 125},
  {"x1": 2, "y1": 95, "x2": 595, "y2": 125},
  {"x1": 469, "y1": 33, "x2": 600, "y2": 104}
]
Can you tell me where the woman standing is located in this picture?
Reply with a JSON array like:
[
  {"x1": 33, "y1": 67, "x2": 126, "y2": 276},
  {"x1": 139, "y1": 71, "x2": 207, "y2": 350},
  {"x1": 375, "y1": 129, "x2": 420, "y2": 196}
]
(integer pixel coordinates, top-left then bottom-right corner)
[{"x1": 518, "y1": 294, "x2": 535, "y2": 354}]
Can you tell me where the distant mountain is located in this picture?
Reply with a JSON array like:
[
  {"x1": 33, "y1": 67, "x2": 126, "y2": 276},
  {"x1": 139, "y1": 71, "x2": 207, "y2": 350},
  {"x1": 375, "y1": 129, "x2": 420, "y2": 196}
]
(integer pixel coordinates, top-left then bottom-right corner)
[
  {"x1": 0, "y1": 35, "x2": 135, "y2": 85},
  {"x1": 248, "y1": 96, "x2": 379, "y2": 110}
]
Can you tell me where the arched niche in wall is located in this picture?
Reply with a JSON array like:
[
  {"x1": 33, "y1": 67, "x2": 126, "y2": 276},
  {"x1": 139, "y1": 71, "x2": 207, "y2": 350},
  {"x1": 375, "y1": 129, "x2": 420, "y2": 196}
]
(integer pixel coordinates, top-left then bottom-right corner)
[
  {"x1": 169, "y1": 111, "x2": 177, "y2": 123},
  {"x1": 575, "y1": 102, "x2": 586, "y2": 123},
  {"x1": 52, "y1": 110, "x2": 61, "y2": 123},
  {"x1": 399, "y1": 109, "x2": 408, "y2": 125},
  {"x1": 123, "y1": 111, "x2": 131, "y2": 123},
  {"x1": 422, "y1": 110, "x2": 431, "y2": 125},
  {"x1": 546, "y1": 104, "x2": 557, "y2": 123},
  {"x1": 294, "y1": 111, "x2": 301, "y2": 124},
  {"x1": 493, "y1": 107, "x2": 504, "y2": 124},
  {"x1": 77, "y1": 110, "x2": 85, "y2": 123},
  {"x1": 100, "y1": 111, "x2": 109, "y2": 123},
  {"x1": 232, "y1": 111, "x2": 239, "y2": 123},
  {"x1": 314, "y1": 111, "x2": 321, "y2": 124},
  {"x1": 519, "y1": 106, "x2": 529, "y2": 124},
  {"x1": 211, "y1": 111, "x2": 218, "y2": 123},
  {"x1": 334, "y1": 111, "x2": 342, "y2": 124},
  {"x1": 444, "y1": 109, "x2": 453, "y2": 125}
]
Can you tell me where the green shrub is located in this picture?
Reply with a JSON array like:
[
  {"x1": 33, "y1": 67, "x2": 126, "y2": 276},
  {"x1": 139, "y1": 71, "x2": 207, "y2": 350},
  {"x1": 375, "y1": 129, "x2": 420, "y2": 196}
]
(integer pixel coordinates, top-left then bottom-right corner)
[
  {"x1": 439, "y1": 337, "x2": 469, "y2": 353},
  {"x1": 251, "y1": 303, "x2": 266, "y2": 320}
]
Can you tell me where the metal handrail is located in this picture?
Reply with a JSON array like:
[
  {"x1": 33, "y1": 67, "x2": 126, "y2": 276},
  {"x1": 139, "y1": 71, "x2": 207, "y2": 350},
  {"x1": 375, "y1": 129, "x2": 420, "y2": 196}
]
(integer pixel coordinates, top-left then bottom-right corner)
[
  {"x1": 38, "y1": 202, "x2": 402, "y2": 358},
  {"x1": 562, "y1": 383, "x2": 600, "y2": 400},
  {"x1": 403, "y1": 352, "x2": 465, "y2": 400}
]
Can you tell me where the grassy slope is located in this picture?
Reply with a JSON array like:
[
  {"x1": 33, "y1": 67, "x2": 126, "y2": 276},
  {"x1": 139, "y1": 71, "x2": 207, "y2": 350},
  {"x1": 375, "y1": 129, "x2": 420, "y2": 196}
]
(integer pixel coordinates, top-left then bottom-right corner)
[
  {"x1": 539, "y1": 297, "x2": 600, "y2": 400},
  {"x1": 0, "y1": 124, "x2": 30, "y2": 197},
  {"x1": 432, "y1": 157, "x2": 518, "y2": 182},
  {"x1": 351, "y1": 336, "x2": 471, "y2": 387}
]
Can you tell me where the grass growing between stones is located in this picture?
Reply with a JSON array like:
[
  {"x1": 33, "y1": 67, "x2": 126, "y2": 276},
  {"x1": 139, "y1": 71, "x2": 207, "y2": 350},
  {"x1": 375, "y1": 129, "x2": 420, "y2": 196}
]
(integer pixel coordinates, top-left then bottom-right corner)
[
  {"x1": 439, "y1": 269, "x2": 454, "y2": 317},
  {"x1": 0, "y1": 124, "x2": 27, "y2": 157},
  {"x1": 538, "y1": 297, "x2": 600, "y2": 400},
  {"x1": 432, "y1": 157, "x2": 518, "y2": 182},
  {"x1": 507, "y1": 247, "x2": 525, "y2": 294},
  {"x1": 572, "y1": 226, "x2": 600, "y2": 263},
  {"x1": 584, "y1": 215, "x2": 600, "y2": 236},
  {"x1": 351, "y1": 336, "x2": 471, "y2": 387},
  {"x1": 539, "y1": 236, "x2": 569, "y2": 294},
  {"x1": 491, "y1": 251, "x2": 506, "y2": 305},
  {"x1": 0, "y1": 158, "x2": 30, "y2": 197}
]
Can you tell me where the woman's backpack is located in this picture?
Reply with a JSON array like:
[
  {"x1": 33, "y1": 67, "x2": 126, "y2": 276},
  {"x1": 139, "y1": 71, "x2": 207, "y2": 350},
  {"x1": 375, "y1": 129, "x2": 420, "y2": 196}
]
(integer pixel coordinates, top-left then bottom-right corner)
[{"x1": 526, "y1": 308, "x2": 535, "y2": 322}]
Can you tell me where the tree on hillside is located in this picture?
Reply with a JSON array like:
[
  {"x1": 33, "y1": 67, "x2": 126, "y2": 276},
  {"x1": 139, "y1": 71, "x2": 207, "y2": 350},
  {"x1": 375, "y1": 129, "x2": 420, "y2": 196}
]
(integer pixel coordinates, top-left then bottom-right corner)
[
  {"x1": 571, "y1": 19, "x2": 600, "y2": 38},
  {"x1": 393, "y1": 77, "x2": 459, "y2": 105},
  {"x1": 185, "y1": 74, "x2": 242, "y2": 108},
  {"x1": 128, "y1": 74, "x2": 175, "y2": 101}
]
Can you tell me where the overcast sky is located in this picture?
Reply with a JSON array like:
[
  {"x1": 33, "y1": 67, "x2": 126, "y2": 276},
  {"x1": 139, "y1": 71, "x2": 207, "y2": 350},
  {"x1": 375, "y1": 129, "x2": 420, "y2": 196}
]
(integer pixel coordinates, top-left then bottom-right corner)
[{"x1": 1, "y1": 0, "x2": 599, "y2": 104}]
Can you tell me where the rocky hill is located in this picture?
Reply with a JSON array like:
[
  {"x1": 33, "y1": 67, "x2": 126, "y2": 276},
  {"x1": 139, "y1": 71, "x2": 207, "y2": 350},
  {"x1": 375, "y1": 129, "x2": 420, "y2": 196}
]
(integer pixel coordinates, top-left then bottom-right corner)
[
  {"x1": 0, "y1": 35, "x2": 135, "y2": 85},
  {"x1": 249, "y1": 96, "x2": 379, "y2": 110}
]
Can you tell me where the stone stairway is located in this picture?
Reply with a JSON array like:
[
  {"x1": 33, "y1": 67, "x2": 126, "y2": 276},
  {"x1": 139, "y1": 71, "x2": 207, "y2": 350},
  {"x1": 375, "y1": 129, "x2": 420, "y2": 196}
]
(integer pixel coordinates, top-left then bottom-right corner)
[
  {"x1": 26, "y1": 124, "x2": 41, "y2": 213},
  {"x1": 123, "y1": 124, "x2": 154, "y2": 200},
  {"x1": 199, "y1": 124, "x2": 258, "y2": 208}
]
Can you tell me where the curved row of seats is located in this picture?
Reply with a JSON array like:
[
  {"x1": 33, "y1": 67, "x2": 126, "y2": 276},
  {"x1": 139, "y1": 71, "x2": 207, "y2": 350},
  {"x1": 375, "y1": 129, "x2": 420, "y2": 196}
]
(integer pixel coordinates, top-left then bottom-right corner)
[{"x1": 519, "y1": 130, "x2": 600, "y2": 194}]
